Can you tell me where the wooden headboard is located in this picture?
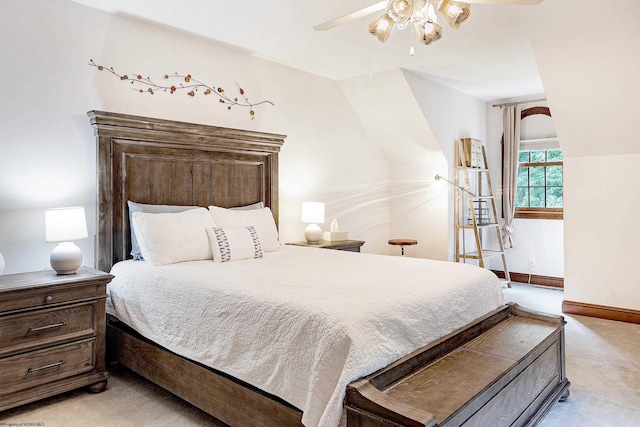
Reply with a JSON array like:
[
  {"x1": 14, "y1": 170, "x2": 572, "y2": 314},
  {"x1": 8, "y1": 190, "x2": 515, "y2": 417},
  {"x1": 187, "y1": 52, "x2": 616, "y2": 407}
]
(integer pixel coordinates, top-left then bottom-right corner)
[{"x1": 89, "y1": 110, "x2": 286, "y2": 272}]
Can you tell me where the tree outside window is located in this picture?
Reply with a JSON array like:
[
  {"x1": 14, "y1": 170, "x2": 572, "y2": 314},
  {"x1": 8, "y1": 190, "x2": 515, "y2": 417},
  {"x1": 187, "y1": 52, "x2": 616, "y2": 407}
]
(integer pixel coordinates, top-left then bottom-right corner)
[{"x1": 515, "y1": 148, "x2": 563, "y2": 219}]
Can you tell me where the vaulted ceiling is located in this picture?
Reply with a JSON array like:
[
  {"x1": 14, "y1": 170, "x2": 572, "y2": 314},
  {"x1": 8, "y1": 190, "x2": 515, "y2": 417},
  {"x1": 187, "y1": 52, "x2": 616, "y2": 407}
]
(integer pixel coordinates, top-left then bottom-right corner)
[{"x1": 69, "y1": 0, "x2": 618, "y2": 100}]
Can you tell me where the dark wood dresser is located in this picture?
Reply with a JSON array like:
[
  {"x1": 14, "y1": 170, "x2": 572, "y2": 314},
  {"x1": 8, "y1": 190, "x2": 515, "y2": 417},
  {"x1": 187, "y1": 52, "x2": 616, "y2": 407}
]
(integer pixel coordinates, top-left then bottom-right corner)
[{"x1": 0, "y1": 267, "x2": 113, "y2": 411}]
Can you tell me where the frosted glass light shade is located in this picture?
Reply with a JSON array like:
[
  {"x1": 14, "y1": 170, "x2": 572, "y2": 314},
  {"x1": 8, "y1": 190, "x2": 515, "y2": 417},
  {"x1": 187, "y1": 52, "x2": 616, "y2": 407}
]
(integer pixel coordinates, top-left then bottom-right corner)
[
  {"x1": 439, "y1": 0, "x2": 471, "y2": 29},
  {"x1": 45, "y1": 207, "x2": 88, "y2": 242},
  {"x1": 369, "y1": 14, "x2": 394, "y2": 43},
  {"x1": 420, "y1": 20, "x2": 442, "y2": 45},
  {"x1": 386, "y1": 0, "x2": 414, "y2": 24},
  {"x1": 301, "y1": 202, "x2": 325, "y2": 224},
  {"x1": 412, "y1": 0, "x2": 429, "y2": 24}
]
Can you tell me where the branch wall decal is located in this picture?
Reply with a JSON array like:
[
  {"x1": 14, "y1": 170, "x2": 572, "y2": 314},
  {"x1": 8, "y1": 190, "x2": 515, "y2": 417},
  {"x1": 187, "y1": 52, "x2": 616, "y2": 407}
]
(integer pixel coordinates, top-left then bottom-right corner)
[{"x1": 89, "y1": 60, "x2": 274, "y2": 119}]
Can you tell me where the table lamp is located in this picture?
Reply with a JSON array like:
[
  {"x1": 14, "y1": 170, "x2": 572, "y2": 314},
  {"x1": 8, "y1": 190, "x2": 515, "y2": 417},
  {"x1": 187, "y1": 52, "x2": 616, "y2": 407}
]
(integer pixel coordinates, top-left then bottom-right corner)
[
  {"x1": 301, "y1": 202, "x2": 324, "y2": 243},
  {"x1": 45, "y1": 206, "x2": 88, "y2": 275}
]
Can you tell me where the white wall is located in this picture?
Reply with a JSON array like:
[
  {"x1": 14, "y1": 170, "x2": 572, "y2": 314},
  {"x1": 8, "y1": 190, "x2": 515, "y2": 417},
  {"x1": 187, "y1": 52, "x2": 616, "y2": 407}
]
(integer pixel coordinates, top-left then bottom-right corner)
[
  {"x1": 403, "y1": 71, "x2": 488, "y2": 262},
  {"x1": 486, "y1": 102, "x2": 564, "y2": 278},
  {"x1": 0, "y1": 0, "x2": 390, "y2": 274},
  {"x1": 339, "y1": 69, "x2": 447, "y2": 260},
  {"x1": 532, "y1": 3, "x2": 640, "y2": 310}
]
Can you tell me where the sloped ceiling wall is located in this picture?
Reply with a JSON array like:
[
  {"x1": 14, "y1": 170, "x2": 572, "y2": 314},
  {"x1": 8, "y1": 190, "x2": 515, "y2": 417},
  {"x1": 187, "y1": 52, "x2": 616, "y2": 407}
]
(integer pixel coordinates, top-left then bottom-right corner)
[
  {"x1": 532, "y1": 4, "x2": 640, "y2": 310},
  {"x1": 340, "y1": 69, "x2": 448, "y2": 260},
  {"x1": 339, "y1": 69, "x2": 487, "y2": 260}
]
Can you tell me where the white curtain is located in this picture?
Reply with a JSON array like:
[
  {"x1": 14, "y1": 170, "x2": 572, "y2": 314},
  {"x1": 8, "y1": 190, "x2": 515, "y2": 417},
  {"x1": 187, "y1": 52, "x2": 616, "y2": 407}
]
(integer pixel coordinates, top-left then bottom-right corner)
[{"x1": 502, "y1": 105, "x2": 521, "y2": 249}]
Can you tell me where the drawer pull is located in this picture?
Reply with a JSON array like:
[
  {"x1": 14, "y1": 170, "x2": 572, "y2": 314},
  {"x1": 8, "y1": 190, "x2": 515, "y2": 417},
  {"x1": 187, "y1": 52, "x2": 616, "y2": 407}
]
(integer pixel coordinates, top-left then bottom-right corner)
[
  {"x1": 45, "y1": 295, "x2": 54, "y2": 304},
  {"x1": 28, "y1": 321, "x2": 67, "y2": 333},
  {"x1": 27, "y1": 360, "x2": 65, "y2": 373}
]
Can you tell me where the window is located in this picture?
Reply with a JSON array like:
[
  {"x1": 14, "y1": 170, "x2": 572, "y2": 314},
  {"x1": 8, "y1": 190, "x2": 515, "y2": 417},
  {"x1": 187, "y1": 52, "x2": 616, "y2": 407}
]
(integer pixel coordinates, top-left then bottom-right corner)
[
  {"x1": 511, "y1": 106, "x2": 563, "y2": 220},
  {"x1": 515, "y1": 148, "x2": 563, "y2": 219}
]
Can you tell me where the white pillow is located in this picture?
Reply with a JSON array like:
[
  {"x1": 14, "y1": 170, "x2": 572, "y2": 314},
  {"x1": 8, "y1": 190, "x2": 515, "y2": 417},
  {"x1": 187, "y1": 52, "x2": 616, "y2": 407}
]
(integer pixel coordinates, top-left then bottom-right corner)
[
  {"x1": 132, "y1": 207, "x2": 216, "y2": 265},
  {"x1": 208, "y1": 206, "x2": 280, "y2": 252},
  {"x1": 229, "y1": 201, "x2": 264, "y2": 211},
  {"x1": 206, "y1": 226, "x2": 263, "y2": 262},
  {"x1": 127, "y1": 201, "x2": 198, "y2": 260}
]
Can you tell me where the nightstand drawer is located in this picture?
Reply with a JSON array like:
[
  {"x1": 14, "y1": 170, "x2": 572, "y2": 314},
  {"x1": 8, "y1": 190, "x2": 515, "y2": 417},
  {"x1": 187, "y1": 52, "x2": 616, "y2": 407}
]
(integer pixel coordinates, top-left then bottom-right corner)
[
  {"x1": 0, "y1": 303, "x2": 95, "y2": 357},
  {"x1": 0, "y1": 338, "x2": 95, "y2": 396},
  {"x1": 0, "y1": 283, "x2": 104, "y2": 313}
]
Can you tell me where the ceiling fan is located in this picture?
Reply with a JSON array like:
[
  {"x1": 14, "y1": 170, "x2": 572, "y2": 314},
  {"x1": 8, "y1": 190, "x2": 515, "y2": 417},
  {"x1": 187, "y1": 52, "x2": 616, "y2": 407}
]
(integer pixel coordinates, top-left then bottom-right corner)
[{"x1": 314, "y1": 0, "x2": 543, "y2": 48}]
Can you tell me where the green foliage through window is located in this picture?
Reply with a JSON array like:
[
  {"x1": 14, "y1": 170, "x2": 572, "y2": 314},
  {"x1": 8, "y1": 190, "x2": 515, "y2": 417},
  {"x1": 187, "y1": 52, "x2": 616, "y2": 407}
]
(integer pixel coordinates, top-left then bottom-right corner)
[{"x1": 516, "y1": 149, "x2": 563, "y2": 208}]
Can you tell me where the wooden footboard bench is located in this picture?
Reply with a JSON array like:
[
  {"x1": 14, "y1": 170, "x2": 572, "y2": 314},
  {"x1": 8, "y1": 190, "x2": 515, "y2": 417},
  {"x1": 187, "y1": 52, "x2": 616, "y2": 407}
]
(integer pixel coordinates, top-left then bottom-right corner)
[{"x1": 346, "y1": 303, "x2": 570, "y2": 427}]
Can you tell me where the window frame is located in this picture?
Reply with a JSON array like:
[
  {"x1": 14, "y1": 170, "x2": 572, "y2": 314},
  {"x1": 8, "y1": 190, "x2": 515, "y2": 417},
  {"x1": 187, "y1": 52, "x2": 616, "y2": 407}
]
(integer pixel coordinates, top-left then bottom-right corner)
[
  {"x1": 512, "y1": 107, "x2": 563, "y2": 220},
  {"x1": 515, "y1": 156, "x2": 564, "y2": 220}
]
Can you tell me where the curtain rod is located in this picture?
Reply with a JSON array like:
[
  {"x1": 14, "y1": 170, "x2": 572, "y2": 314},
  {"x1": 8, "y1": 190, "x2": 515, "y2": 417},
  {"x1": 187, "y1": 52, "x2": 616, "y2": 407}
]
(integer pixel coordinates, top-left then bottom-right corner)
[{"x1": 491, "y1": 97, "x2": 547, "y2": 108}]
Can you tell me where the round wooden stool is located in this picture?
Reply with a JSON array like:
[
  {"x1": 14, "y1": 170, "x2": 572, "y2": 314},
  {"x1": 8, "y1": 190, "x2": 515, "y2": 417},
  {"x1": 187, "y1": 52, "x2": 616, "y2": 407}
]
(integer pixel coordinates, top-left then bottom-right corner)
[{"x1": 388, "y1": 239, "x2": 418, "y2": 256}]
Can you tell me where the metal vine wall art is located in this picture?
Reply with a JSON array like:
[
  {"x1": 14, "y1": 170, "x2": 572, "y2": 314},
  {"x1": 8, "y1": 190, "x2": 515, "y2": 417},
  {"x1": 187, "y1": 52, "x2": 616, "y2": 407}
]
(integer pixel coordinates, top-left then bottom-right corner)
[{"x1": 89, "y1": 60, "x2": 273, "y2": 118}]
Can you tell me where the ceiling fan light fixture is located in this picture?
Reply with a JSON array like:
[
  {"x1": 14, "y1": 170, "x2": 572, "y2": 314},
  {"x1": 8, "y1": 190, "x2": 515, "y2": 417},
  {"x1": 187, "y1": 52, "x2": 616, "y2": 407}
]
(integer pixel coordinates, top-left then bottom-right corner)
[
  {"x1": 386, "y1": 0, "x2": 415, "y2": 24},
  {"x1": 439, "y1": 0, "x2": 471, "y2": 29},
  {"x1": 369, "y1": 13, "x2": 395, "y2": 43}
]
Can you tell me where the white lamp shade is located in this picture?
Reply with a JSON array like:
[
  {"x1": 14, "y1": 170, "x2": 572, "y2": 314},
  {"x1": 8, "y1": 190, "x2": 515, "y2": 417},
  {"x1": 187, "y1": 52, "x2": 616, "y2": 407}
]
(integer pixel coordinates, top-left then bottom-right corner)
[
  {"x1": 0, "y1": 252, "x2": 4, "y2": 274},
  {"x1": 301, "y1": 202, "x2": 325, "y2": 224},
  {"x1": 45, "y1": 207, "x2": 88, "y2": 242}
]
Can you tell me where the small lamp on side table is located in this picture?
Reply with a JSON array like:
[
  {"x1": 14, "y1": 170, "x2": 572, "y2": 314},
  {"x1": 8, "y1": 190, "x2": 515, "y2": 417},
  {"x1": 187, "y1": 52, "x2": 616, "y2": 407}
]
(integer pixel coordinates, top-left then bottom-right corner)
[
  {"x1": 45, "y1": 206, "x2": 88, "y2": 275},
  {"x1": 301, "y1": 202, "x2": 325, "y2": 244}
]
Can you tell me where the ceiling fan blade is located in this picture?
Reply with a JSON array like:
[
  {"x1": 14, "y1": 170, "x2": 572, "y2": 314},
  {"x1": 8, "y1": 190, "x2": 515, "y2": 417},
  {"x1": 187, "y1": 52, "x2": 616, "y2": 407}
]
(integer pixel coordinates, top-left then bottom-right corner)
[
  {"x1": 313, "y1": 1, "x2": 387, "y2": 31},
  {"x1": 313, "y1": 0, "x2": 543, "y2": 32},
  {"x1": 467, "y1": 0, "x2": 543, "y2": 5}
]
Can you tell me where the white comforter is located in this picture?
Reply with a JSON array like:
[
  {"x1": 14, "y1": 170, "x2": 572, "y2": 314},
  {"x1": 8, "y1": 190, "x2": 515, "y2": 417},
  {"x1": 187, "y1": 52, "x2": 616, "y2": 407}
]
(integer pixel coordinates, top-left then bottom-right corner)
[{"x1": 107, "y1": 245, "x2": 505, "y2": 427}]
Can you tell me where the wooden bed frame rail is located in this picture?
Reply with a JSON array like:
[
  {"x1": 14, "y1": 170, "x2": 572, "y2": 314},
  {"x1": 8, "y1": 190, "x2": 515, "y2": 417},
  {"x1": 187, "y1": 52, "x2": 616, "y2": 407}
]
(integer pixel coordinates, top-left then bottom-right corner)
[{"x1": 107, "y1": 316, "x2": 304, "y2": 426}]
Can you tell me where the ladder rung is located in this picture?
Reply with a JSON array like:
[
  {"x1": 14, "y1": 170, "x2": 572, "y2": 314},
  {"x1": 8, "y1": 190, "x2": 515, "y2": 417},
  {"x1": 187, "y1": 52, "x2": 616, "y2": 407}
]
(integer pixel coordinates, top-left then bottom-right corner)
[
  {"x1": 458, "y1": 224, "x2": 500, "y2": 230},
  {"x1": 458, "y1": 223, "x2": 499, "y2": 229},
  {"x1": 474, "y1": 196, "x2": 494, "y2": 200},
  {"x1": 460, "y1": 250, "x2": 504, "y2": 259},
  {"x1": 464, "y1": 168, "x2": 488, "y2": 172}
]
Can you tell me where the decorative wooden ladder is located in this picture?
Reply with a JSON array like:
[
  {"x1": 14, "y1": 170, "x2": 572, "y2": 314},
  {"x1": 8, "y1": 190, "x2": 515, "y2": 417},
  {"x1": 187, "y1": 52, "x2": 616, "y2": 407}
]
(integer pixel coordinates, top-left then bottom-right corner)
[{"x1": 454, "y1": 139, "x2": 511, "y2": 288}]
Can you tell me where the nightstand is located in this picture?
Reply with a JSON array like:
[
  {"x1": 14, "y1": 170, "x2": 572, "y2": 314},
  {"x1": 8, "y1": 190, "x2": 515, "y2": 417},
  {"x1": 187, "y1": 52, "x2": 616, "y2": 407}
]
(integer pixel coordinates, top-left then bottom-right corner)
[
  {"x1": 0, "y1": 267, "x2": 113, "y2": 411},
  {"x1": 287, "y1": 240, "x2": 365, "y2": 252}
]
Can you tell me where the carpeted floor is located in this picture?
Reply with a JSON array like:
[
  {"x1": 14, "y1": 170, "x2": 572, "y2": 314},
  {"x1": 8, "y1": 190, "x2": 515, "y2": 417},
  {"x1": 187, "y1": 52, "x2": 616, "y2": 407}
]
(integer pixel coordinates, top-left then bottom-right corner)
[
  {"x1": 2, "y1": 283, "x2": 639, "y2": 426},
  {"x1": 503, "y1": 284, "x2": 640, "y2": 427}
]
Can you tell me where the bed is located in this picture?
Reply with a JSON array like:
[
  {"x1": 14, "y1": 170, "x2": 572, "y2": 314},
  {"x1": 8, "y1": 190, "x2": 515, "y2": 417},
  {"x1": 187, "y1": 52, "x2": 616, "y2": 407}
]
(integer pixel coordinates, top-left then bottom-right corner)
[{"x1": 89, "y1": 110, "x2": 569, "y2": 427}]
